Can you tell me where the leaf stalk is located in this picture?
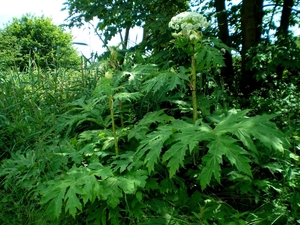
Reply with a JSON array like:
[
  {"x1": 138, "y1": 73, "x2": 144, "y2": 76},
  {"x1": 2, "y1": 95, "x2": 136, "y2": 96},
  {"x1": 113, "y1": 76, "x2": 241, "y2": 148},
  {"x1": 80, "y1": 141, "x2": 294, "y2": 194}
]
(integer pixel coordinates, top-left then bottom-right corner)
[
  {"x1": 191, "y1": 52, "x2": 198, "y2": 122},
  {"x1": 109, "y1": 94, "x2": 119, "y2": 155}
]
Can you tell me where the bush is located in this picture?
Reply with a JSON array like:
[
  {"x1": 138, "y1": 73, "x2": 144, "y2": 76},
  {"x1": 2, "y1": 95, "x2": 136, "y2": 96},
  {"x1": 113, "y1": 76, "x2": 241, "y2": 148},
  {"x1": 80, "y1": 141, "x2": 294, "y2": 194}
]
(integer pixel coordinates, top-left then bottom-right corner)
[{"x1": 0, "y1": 14, "x2": 80, "y2": 71}]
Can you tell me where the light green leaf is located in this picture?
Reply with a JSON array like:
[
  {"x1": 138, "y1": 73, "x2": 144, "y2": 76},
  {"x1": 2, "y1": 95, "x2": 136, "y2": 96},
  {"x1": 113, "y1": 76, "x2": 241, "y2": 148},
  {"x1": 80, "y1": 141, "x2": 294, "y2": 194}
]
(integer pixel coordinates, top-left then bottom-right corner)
[
  {"x1": 117, "y1": 170, "x2": 148, "y2": 195},
  {"x1": 160, "y1": 120, "x2": 215, "y2": 177},
  {"x1": 261, "y1": 162, "x2": 283, "y2": 175},
  {"x1": 135, "y1": 125, "x2": 174, "y2": 173},
  {"x1": 102, "y1": 177, "x2": 123, "y2": 208},
  {"x1": 112, "y1": 152, "x2": 134, "y2": 173},
  {"x1": 214, "y1": 109, "x2": 250, "y2": 134},
  {"x1": 214, "y1": 110, "x2": 289, "y2": 154},
  {"x1": 136, "y1": 191, "x2": 143, "y2": 202},
  {"x1": 81, "y1": 175, "x2": 102, "y2": 204},
  {"x1": 234, "y1": 129, "x2": 258, "y2": 154},
  {"x1": 199, "y1": 165, "x2": 214, "y2": 191},
  {"x1": 40, "y1": 186, "x2": 66, "y2": 219},
  {"x1": 142, "y1": 70, "x2": 187, "y2": 94},
  {"x1": 118, "y1": 177, "x2": 136, "y2": 194},
  {"x1": 195, "y1": 45, "x2": 225, "y2": 69},
  {"x1": 88, "y1": 161, "x2": 114, "y2": 179},
  {"x1": 219, "y1": 136, "x2": 252, "y2": 177},
  {"x1": 128, "y1": 125, "x2": 149, "y2": 141},
  {"x1": 130, "y1": 64, "x2": 158, "y2": 76},
  {"x1": 171, "y1": 119, "x2": 215, "y2": 149},
  {"x1": 124, "y1": 170, "x2": 148, "y2": 189},
  {"x1": 138, "y1": 109, "x2": 174, "y2": 126},
  {"x1": 199, "y1": 143, "x2": 224, "y2": 190},
  {"x1": 162, "y1": 141, "x2": 187, "y2": 177},
  {"x1": 199, "y1": 134, "x2": 253, "y2": 190},
  {"x1": 65, "y1": 185, "x2": 83, "y2": 218},
  {"x1": 237, "y1": 114, "x2": 289, "y2": 152},
  {"x1": 137, "y1": 119, "x2": 215, "y2": 177},
  {"x1": 113, "y1": 92, "x2": 144, "y2": 102},
  {"x1": 40, "y1": 180, "x2": 69, "y2": 219},
  {"x1": 250, "y1": 122, "x2": 288, "y2": 152}
]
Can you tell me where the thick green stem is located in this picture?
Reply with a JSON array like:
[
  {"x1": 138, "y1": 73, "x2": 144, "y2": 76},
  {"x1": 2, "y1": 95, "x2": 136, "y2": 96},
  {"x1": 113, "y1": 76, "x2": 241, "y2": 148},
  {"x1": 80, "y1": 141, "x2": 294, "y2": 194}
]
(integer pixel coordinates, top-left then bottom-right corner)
[
  {"x1": 109, "y1": 94, "x2": 119, "y2": 155},
  {"x1": 118, "y1": 99, "x2": 124, "y2": 128},
  {"x1": 191, "y1": 53, "x2": 198, "y2": 122}
]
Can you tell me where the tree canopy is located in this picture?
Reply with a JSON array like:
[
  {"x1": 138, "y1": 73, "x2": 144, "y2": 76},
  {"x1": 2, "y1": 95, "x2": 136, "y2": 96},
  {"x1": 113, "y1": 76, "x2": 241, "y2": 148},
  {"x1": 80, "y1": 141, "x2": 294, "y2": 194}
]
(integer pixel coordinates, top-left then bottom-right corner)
[
  {"x1": 63, "y1": 0, "x2": 189, "y2": 51},
  {"x1": 0, "y1": 14, "x2": 80, "y2": 71},
  {"x1": 63, "y1": 0, "x2": 300, "y2": 100}
]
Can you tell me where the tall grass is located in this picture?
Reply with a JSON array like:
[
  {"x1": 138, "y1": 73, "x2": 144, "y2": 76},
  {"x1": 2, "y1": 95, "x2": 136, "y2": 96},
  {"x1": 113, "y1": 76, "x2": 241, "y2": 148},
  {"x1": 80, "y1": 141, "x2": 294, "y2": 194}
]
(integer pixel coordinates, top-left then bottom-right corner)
[{"x1": 0, "y1": 61, "x2": 100, "y2": 224}]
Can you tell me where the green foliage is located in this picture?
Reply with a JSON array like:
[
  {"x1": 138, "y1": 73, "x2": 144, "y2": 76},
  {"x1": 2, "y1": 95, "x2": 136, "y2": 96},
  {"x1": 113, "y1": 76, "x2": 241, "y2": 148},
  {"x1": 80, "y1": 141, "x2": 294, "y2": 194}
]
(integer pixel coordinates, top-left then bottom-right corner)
[
  {"x1": 39, "y1": 162, "x2": 148, "y2": 220},
  {"x1": 247, "y1": 37, "x2": 300, "y2": 84},
  {"x1": 64, "y1": 0, "x2": 188, "y2": 51},
  {"x1": 2, "y1": 54, "x2": 297, "y2": 223},
  {"x1": 0, "y1": 14, "x2": 80, "y2": 71},
  {"x1": 1, "y1": 4, "x2": 300, "y2": 224},
  {"x1": 134, "y1": 109, "x2": 289, "y2": 190}
]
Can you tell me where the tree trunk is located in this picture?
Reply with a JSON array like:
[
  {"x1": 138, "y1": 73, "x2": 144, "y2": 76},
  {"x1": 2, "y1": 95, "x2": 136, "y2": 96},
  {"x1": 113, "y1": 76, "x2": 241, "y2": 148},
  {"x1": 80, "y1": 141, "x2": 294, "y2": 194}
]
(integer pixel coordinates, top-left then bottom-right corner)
[
  {"x1": 214, "y1": 0, "x2": 234, "y2": 87},
  {"x1": 278, "y1": 0, "x2": 294, "y2": 34},
  {"x1": 276, "y1": 0, "x2": 294, "y2": 79},
  {"x1": 123, "y1": 27, "x2": 130, "y2": 50},
  {"x1": 241, "y1": 0, "x2": 264, "y2": 99},
  {"x1": 119, "y1": 27, "x2": 130, "y2": 66}
]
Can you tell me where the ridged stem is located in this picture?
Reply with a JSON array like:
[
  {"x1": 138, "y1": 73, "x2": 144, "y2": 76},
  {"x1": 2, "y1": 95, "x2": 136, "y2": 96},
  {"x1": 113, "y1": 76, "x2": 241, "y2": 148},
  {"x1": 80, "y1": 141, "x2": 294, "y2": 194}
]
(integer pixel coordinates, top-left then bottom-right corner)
[
  {"x1": 191, "y1": 53, "x2": 198, "y2": 123},
  {"x1": 109, "y1": 94, "x2": 119, "y2": 155}
]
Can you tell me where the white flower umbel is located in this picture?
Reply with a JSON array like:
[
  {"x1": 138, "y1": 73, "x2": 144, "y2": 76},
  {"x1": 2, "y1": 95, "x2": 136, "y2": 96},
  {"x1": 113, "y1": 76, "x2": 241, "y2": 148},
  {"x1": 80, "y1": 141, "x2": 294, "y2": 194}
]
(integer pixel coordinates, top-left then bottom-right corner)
[
  {"x1": 169, "y1": 12, "x2": 208, "y2": 40},
  {"x1": 168, "y1": 12, "x2": 209, "y2": 123}
]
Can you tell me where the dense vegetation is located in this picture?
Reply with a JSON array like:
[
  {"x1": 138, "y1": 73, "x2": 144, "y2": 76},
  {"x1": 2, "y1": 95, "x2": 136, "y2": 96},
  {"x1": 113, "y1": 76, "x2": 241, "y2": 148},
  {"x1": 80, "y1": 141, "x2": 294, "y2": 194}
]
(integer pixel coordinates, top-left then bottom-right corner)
[
  {"x1": 1, "y1": 0, "x2": 300, "y2": 224},
  {"x1": 0, "y1": 14, "x2": 80, "y2": 71}
]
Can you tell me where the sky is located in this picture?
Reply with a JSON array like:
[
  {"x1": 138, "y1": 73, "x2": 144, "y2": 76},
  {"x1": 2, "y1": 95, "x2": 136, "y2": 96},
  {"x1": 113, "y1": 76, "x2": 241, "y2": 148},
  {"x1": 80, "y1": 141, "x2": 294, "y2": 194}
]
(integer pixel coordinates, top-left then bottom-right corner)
[
  {"x1": 0, "y1": 0, "x2": 143, "y2": 57},
  {"x1": 0, "y1": 0, "x2": 299, "y2": 57}
]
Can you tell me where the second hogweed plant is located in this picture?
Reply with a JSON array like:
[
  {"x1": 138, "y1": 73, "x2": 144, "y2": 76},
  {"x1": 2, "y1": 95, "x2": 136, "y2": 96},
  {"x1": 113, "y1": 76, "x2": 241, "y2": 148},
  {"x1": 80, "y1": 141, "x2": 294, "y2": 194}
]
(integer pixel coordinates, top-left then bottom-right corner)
[{"x1": 169, "y1": 12, "x2": 209, "y2": 122}]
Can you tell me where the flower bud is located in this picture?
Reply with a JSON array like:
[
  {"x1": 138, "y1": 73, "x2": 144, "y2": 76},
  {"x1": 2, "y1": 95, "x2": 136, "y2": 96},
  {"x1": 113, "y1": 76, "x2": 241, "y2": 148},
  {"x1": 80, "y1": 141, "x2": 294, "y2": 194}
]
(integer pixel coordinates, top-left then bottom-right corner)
[
  {"x1": 105, "y1": 71, "x2": 113, "y2": 79},
  {"x1": 189, "y1": 30, "x2": 202, "y2": 41}
]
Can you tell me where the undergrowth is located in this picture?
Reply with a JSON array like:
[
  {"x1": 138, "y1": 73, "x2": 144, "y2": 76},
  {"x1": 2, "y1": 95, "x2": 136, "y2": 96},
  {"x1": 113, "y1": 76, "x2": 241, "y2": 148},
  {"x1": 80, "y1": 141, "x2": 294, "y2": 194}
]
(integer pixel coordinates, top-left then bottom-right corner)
[{"x1": 1, "y1": 26, "x2": 300, "y2": 225}]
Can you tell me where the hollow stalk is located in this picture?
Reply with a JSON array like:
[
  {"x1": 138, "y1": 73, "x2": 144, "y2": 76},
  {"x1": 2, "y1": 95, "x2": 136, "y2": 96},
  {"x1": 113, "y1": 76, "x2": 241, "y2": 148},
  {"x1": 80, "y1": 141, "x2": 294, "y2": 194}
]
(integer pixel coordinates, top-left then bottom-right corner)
[
  {"x1": 191, "y1": 52, "x2": 198, "y2": 122},
  {"x1": 109, "y1": 94, "x2": 119, "y2": 155}
]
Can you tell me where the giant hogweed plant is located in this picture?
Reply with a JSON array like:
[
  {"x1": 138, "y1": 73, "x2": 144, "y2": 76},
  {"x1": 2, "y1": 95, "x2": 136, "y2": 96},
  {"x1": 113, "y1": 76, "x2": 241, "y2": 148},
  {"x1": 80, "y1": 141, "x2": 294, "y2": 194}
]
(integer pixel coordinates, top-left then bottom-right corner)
[{"x1": 1, "y1": 12, "x2": 297, "y2": 224}]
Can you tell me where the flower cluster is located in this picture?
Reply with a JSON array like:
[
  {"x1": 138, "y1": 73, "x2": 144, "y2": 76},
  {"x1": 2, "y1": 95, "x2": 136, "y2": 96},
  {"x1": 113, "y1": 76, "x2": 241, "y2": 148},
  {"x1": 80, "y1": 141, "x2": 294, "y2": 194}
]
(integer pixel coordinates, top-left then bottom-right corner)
[
  {"x1": 169, "y1": 12, "x2": 208, "y2": 42},
  {"x1": 169, "y1": 12, "x2": 209, "y2": 31}
]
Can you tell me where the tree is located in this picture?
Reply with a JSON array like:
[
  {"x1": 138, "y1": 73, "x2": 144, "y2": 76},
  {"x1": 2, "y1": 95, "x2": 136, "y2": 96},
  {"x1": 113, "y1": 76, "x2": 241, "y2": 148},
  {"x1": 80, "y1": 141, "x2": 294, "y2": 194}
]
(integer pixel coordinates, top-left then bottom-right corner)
[
  {"x1": 63, "y1": 0, "x2": 300, "y2": 96},
  {"x1": 63, "y1": 0, "x2": 189, "y2": 54},
  {"x1": 0, "y1": 14, "x2": 80, "y2": 71},
  {"x1": 214, "y1": 0, "x2": 234, "y2": 85},
  {"x1": 278, "y1": 0, "x2": 295, "y2": 35},
  {"x1": 240, "y1": 0, "x2": 264, "y2": 98},
  {"x1": 194, "y1": 0, "x2": 299, "y2": 99},
  {"x1": 276, "y1": 0, "x2": 295, "y2": 79}
]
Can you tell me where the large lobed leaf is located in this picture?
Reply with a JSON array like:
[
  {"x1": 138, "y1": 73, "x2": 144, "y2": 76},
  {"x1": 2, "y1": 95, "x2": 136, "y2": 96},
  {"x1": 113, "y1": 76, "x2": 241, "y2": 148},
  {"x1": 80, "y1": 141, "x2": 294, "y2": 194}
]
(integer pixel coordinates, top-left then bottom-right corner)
[
  {"x1": 136, "y1": 118, "x2": 215, "y2": 177},
  {"x1": 195, "y1": 44, "x2": 225, "y2": 70},
  {"x1": 113, "y1": 92, "x2": 144, "y2": 102},
  {"x1": 215, "y1": 110, "x2": 290, "y2": 153},
  {"x1": 142, "y1": 70, "x2": 189, "y2": 94},
  {"x1": 40, "y1": 179, "x2": 75, "y2": 219},
  {"x1": 199, "y1": 135, "x2": 252, "y2": 190},
  {"x1": 162, "y1": 120, "x2": 215, "y2": 177},
  {"x1": 40, "y1": 162, "x2": 148, "y2": 219},
  {"x1": 199, "y1": 109, "x2": 289, "y2": 190},
  {"x1": 135, "y1": 125, "x2": 174, "y2": 173}
]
